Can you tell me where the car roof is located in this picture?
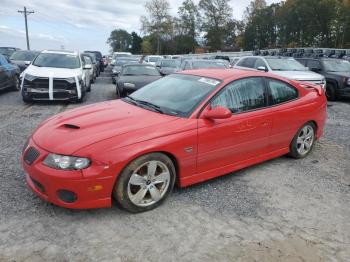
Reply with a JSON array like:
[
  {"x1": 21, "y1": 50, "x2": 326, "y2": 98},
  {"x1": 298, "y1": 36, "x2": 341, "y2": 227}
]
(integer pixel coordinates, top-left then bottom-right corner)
[
  {"x1": 179, "y1": 68, "x2": 272, "y2": 81},
  {"x1": 42, "y1": 50, "x2": 78, "y2": 55}
]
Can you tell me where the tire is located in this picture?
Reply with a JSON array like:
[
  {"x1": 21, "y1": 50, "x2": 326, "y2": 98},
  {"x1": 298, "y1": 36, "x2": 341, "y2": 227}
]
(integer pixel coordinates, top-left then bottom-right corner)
[
  {"x1": 76, "y1": 85, "x2": 86, "y2": 103},
  {"x1": 325, "y1": 83, "x2": 337, "y2": 101},
  {"x1": 113, "y1": 153, "x2": 176, "y2": 213},
  {"x1": 87, "y1": 81, "x2": 91, "y2": 92},
  {"x1": 288, "y1": 122, "x2": 316, "y2": 159},
  {"x1": 22, "y1": 95, "x2": 32, "y2": 103},
  {"x1": 116, "y1": 85, "x2": 121, "y2": 99},
  {"x1": 12, "y1": 75, "x2": 20, "y2": 91}
]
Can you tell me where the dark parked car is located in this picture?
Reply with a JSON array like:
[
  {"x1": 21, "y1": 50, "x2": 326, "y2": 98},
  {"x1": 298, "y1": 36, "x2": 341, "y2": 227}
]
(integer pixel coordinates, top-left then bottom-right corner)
[
  {"x1": 83, "y1": 52, "x2": 100, "y2": 77},
  {"x1": 179, "y1": 59, "x2": 230, "y2": 71},
  {"x1": 0, "y1": 54, "x2": 20, "y2": 91},
  {"x1": 0, "y1": 47, "x2": 20, "y2": 59},
  {"x1": 116, "y1": 64, "x2": 162, "y2": 97},
  {"x1": 156, "y1": 59, "x2": 180, "y2": 75},
  {"x1": 84, "y1": 51, "x2": 104, "y2": 72},
  {"x1": 9, "y1": 50, "x2": 40, "y2": 72},
  {"x1": 112, "y1": 58, "x2": 140, "y2": 83},
  {"x1": 297, "y1": 58, "x2": 350, "y2": 100}
]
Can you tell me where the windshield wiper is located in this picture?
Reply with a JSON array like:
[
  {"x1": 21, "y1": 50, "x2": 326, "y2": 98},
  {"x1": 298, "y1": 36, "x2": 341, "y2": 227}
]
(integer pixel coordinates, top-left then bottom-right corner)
[{"x1": 125, "y1": 96, "x2": 165, "y2": 114}]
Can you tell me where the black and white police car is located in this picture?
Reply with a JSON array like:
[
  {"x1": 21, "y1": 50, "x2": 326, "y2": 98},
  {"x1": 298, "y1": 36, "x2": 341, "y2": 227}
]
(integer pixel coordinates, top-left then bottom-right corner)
[{"x1": 21, "y1": 50, "x2": 92, "y2": 103}]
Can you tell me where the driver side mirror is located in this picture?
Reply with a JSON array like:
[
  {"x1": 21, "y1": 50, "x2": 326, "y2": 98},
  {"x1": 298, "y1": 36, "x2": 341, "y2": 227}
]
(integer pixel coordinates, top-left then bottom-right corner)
[
  {"x1": 24, "y1": 61, "x2": 31, "y2": 66},
  {"x1": 202, "y1": 106, "x2": 232, "y2": 120},
  {"x1": 257, "y1": 66, "x2": 268, "y2": 72}
]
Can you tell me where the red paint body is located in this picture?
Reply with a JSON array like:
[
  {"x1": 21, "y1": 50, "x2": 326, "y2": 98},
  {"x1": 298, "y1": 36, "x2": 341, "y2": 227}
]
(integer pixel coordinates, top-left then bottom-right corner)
[{"x1": 22, "y1": 69, "x2": 327, "y2": 209}]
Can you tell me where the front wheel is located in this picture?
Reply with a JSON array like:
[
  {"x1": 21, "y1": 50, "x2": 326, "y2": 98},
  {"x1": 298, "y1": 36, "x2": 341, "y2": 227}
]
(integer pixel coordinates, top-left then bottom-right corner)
[
  {"x1": 288, "y1": 122, "x2": 316, "y2": 159},
  {"x1": 12, "y1": 75, "x2": 20, "y2": 91},
  {"x1": 113, "y1": 153, "x2": 176, "y2": 213},
  {"x1": 326, "y1": 83, "x2": 337, "y2": 101}
]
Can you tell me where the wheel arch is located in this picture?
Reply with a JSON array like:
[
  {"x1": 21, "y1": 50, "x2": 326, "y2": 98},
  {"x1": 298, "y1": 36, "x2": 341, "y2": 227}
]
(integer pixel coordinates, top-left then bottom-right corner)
[{"x1": 111, "y1": 150, "x2": 181, "y2": 197}]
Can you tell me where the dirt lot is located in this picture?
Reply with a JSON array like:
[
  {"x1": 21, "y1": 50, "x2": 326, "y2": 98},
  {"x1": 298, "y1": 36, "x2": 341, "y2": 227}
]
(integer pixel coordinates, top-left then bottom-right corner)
[{"x1": 0, "y1": 68, "x2": 349, "y2": 262}]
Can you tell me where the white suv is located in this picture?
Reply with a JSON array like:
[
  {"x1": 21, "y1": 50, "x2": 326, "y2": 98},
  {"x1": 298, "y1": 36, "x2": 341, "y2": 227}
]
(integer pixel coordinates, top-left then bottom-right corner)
[
  {"x1": 235, "y1": 56, "x2": 326, "y2": 88},
  {"x1": 21, "y1": 50, "x2": 91, "y2": 103}
]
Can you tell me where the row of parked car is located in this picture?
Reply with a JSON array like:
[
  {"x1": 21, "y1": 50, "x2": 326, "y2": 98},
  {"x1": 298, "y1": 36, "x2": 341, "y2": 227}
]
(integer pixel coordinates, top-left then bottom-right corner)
[
  {"x1": 0, "y1": 47, "x2": 108, "y2": 102},
  {"x1": 110, "y1": 52, "x2": 350, "y2": 101}
]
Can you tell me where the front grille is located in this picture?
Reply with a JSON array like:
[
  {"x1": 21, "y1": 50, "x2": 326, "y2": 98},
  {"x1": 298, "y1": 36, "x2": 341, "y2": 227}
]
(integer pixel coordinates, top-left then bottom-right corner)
[
  {"x1": 32, "y1": 78, "x2": 49, "y2": 89},
  {"x1": 53, "y1": 79, "x2": 74, "y2": 90},
  {"x1": 24, "y1": 147, "x2": 40, "y2": 165}
]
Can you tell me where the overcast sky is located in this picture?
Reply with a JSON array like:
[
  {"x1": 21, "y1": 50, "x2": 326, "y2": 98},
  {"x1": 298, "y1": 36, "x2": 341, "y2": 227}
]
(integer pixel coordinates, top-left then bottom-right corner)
[{"x1": 0, "y1": 0, "x2": 280, "y2": 54}]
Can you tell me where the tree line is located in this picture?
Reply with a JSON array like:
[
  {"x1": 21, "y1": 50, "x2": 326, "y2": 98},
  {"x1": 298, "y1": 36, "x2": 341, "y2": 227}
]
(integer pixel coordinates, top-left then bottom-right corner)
[{"x1": 107, "y1": 0, "x2": 350, "y2": 55}]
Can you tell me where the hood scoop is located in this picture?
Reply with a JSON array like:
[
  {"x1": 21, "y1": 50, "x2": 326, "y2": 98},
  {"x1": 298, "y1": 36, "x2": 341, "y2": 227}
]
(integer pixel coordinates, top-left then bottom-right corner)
[{"x1": 62, "y1": 123, "x2": 80, "y2": 130}]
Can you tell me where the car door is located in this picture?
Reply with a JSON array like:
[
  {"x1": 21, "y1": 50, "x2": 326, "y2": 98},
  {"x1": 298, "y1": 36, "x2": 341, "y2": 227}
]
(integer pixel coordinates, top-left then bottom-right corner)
[
  {"x1": 196, "y1": 77, "x2": 273, "y2": 173},
  {"x1": 0, "y1": 55, "x2": 10, "y2": 88},
  {"x1": 264, "y1": 78, "x2": 301, "y2": 151}
]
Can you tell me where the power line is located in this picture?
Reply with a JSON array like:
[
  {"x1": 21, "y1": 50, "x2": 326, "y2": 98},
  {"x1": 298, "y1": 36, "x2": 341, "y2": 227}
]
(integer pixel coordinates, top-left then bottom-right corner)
[{"x1": 18, "y1": 6, "x2": 34, "y2": 50}]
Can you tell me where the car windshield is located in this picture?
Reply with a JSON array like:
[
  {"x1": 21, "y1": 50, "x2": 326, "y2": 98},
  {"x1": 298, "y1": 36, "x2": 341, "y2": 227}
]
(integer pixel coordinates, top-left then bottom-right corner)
[
  {"x1": 149, "y1": 57, "x2": 161, "y2": 62},
  {"x1": 0, "y1": 47, "x2": 17, "y2": 56},
  {"x1": 265, "y1": 58, "x2": 307, "y2": 71},
  {"x1": 33, "y1": 53, "x2": 80, "y2": 69},
  {"x1": 127, "y1": 74, "x2": 220, "y2": 117},
  {"x1": 10, "y1": 51, "x2": 39, "y2": 61},
  {"x1": 121, "y1": 65, "x2": 160, "y2": 76},
  {"x1": 192, "y1": 61, "x2": 228, "y2": 69},
  {"x1": 161, "y1": 60, "x2": 179, "y2": 68},
  {"x1": 323, "y1": 60, "x2": 350, "y2": 72}
]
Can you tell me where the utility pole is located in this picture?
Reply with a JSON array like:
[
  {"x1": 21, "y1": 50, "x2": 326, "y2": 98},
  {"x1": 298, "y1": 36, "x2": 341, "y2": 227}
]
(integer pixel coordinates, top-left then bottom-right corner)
[{"x1": 18, "y1": 6, "x2": 34, "y2": 50}]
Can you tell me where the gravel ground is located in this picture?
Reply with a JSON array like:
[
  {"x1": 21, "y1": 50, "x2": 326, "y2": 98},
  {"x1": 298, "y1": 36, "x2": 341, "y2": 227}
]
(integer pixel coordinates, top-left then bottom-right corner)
[{"x1": 0, "y1": 68, "x2": 349, "y2": 262}]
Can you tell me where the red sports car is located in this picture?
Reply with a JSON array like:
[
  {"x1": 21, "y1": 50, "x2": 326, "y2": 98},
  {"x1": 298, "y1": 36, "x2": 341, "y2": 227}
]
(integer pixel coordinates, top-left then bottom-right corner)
[{"x1": 22, "y1": 69, "x2": 327, "y2": 213}]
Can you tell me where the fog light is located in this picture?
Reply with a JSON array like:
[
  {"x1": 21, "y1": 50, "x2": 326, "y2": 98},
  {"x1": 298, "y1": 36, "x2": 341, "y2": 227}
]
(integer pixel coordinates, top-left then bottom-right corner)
[{"x1": 57, "y1": 190, "x2": 77, "y2": 203}]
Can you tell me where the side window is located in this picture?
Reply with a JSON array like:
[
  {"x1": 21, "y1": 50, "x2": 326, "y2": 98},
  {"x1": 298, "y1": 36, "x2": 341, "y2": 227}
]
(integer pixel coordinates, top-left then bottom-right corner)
[
  {"x1": 254, "y1": 58, "x2": 267, "y2": 69},
  {"x1": 236, "y1": 58, "x2": 246, "y2": 67},
  {"x1": 297, "y1": 59, "x2": 308, "y2": 67},
  {"x1": 0, "y1": 55, "x2": 7, "y2": 65},
  {"x1": 307, "y1": 60, "x2": 321, "y2": 70},
  {"x1": 211, "y1": 77, "x2": 266, "y2": 113},
  {"x1": 184, "y1": 62, "x2": 191, "y2": 70},
  {"x1": 267, "y1": 79, "x2": 298, "y2": 105},
  {"x1": 243, "y1": 58, "x2": 257, "y2": 68}
]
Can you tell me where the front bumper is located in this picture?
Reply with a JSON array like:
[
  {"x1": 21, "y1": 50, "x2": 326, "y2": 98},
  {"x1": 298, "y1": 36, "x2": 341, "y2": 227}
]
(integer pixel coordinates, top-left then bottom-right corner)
[
  {"x1": 22, "y1": 77, "x2": 81, "y2": 101},
  {"x1": 22, "y1": 139, "x2": 114, "y2": 209}
]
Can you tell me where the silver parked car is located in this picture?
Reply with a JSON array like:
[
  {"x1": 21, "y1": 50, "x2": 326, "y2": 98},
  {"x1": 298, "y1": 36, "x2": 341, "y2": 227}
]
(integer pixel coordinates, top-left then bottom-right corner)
[{"x1": 234, "y1": 56, "x2": 326, "y2": 88}]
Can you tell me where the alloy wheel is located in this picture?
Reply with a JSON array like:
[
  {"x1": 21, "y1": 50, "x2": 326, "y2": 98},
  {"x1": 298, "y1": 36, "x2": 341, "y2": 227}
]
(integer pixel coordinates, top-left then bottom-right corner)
[
  {"x1": 296, "y1": 125, "x2": 314, "y2": 155},
  {"x1": 127, "y1": 161, "x2": 170, "y2": 207}
]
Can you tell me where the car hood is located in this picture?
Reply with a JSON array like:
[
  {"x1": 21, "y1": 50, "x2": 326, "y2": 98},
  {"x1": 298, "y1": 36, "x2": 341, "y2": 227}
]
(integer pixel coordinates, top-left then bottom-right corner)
[
  {"x1": 32, "y1": 100, "x2": 179, "y2": 155},
  {"x1": 117, "y1": 75, "x2": 162, "y2": 89},
  {"x1": 271, "y1": 70, "x2": 324, "y2": 81},
  {"x1": 23, "y1": 64, "x2": 82, "y2": 78}
]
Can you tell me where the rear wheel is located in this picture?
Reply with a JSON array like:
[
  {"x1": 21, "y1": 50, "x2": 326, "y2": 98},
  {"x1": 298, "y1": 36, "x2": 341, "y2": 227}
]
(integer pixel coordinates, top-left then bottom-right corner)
[
  {"x1": 289, "y1": 122, "x2": 316, "y2": 159},
  {"x1": 326, "y1": 83, "x2": 337, "y2": 101},
  {"x1": 113, "y1": 153, "x2": 176, "y2": 213},
  {"x1": 12, "y1": 75, "x2": 20, "y2": 91}
]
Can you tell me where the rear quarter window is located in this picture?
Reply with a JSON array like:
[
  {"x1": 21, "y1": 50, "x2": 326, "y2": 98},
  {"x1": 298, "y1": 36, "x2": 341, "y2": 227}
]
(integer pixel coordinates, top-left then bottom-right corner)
[{"x1": 267, "y1": 78, "x2": 299, "y2": 105}]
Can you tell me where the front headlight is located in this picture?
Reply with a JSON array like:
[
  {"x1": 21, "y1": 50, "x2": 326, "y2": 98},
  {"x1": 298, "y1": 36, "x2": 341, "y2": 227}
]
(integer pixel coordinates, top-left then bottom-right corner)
[
  {"x1": 66, "y1": 76, "x2": 82, "y2": 84},
  {"x1": 43, "y1": 153, "x2": 90, "y2": 170},
  {"x1": 24, "y1": 74, "x2": 37, "y2": 81},
  {"x1": 346, "y1": 78, "x2": 350, "y2": 86}
]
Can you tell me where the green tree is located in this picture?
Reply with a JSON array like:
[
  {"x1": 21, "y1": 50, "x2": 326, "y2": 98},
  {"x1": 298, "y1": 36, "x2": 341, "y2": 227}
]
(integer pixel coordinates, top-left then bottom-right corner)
[
  {"x1": 107, "y1": 29, "x2": 132, "y2": 52},
  {"x1": 198, "y1": 0, "x2": 233, "y2": 51},
  {"x1": 130, "y1": 32, "x2": 143, "y2": 54},
  {"x1": 177, "y1": 0, "x2": 199, "y2": 52},
  {"x1": 141, "y1": 0, "x2": 172, "y2": 54}
]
